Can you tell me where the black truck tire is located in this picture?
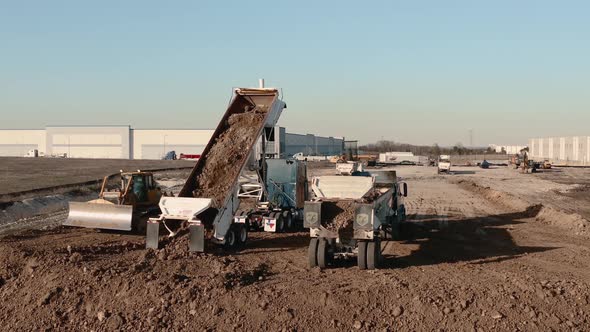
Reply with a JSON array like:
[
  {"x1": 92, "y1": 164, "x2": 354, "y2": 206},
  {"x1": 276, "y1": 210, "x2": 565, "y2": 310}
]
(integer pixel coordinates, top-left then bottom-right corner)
[
  {"x1": 358, "y1": 241, "x2": 368, "y2": 270},
  {"x1": 308, "y1": 238, "x2": 319, "y2": 268}
]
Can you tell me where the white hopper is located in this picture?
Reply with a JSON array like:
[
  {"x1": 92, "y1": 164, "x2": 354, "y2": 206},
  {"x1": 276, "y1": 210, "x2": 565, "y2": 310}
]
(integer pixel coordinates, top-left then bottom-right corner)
[{"x1": 311, "y1": 176, "x2": 374, "y2": 200}]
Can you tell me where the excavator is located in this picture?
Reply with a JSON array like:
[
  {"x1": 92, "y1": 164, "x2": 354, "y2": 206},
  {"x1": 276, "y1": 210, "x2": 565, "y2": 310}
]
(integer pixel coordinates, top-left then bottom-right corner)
[{"x1": 63, "y1": 171, "x2": 163, "y2": 231}]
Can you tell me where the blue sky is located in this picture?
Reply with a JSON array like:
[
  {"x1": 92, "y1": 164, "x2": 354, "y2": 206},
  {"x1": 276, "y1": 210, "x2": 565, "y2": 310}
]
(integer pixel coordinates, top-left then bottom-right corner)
[{"x1": 1, "y1": 1, "x2": 589, "y2": 146}]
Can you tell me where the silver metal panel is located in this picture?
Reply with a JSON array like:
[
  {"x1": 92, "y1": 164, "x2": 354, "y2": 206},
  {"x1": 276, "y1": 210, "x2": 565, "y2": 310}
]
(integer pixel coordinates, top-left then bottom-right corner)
[
  {"x1": 304, "y1": 201, "x2": 321, "y2": 228},
  {"x1": 64, "y1": 202, "x2": 133, "y2": 231},
  {"x1": 146, "y1": 222, "x2": 160, "y2": 249}
]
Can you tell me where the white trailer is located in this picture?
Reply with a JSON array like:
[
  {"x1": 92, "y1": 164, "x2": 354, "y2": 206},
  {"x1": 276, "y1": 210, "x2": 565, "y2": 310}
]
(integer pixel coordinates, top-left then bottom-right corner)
[{"x1": 304, "y1": 171, "x2": 409, "y2": 270}]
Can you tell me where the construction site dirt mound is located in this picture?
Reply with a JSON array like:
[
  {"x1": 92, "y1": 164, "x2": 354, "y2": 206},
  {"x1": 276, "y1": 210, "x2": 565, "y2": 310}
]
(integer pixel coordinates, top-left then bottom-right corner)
[
  {"x1": 2, "y1": 168, "x2": 590, "y2": 331},
  {"x1": 321, "y1": 201, "x2": 355, "y2": 238},
  {"x1": 0, "y1": 227, "x2": 274, "y2": 331},
  {"x1": 193, "y1": 107, "x2": 268, "y2": 209},
  {"x1": 455, "y1": 179, "x2": 590, "y2": 237}
]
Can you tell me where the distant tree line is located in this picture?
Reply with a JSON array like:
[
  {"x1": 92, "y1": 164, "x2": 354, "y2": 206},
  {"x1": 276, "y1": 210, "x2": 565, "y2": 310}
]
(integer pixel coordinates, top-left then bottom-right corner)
[{"x1": 359, "y1": 140, "x2": 504, "y2": 156}]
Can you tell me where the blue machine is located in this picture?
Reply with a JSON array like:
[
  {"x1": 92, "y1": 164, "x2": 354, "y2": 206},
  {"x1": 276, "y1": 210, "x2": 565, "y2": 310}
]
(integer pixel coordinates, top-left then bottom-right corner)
[
  {"x1": 265, "y1": 159, "x2": 307, "y2": 210},
  {"x1": 235, "y1": 158, "x2": 308, "y2": 233}
]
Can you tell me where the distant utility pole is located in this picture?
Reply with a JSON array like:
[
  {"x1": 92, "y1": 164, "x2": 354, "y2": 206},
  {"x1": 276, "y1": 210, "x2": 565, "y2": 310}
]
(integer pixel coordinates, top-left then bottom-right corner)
[{"x1": 469, "y1": 129, "x2": 473, "y2": 147}]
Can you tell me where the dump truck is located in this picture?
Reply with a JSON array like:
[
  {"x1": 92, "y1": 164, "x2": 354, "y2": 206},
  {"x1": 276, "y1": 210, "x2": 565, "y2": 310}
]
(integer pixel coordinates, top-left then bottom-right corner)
[
  {"x1": 64, "y1": 171, "x2": 163, "y2": 231},
  {"x1": 304, "y1": 170, "x2": 408, "y2": 270},
  {"x1": 235, "y1": 158, "x2": 308, "y2": 233},
  {"x1": 335, "y1": 161, "x2": 363, "y2": 175},
  {"x1": 146, "y1": 85, "x2": 287, "y2": 251}
]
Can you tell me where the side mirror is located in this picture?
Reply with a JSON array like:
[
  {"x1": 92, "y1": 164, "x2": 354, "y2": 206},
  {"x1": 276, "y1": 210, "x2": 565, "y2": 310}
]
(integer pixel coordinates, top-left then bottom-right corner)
[{"x1": 403, "y1": 183, "x2": 408, "y2": 197}]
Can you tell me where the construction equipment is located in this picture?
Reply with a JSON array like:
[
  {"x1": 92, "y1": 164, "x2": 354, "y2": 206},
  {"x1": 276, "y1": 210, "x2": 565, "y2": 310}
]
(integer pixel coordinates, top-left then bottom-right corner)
[
  {"x1": 336, "y1": 161, "x2": 363, "y2": 175},
  {"x1": 64, "y1": 171, "x2": 163, "y2": 231},
  {"x1": 235, "y1": 158, "x2": 308, "y2": 233},
  {"x1": 438, "y1": 155, "x2": 451, "y2": 174},
  {"x1": 304, "y1": 170, "x2": 408, "y2": 270},
  {"x1": 510, "y1": 154, "x2": 521, "y2": 169},
  {"x1": 146, "y1": 85, "x2": 287, "y2": 251}
]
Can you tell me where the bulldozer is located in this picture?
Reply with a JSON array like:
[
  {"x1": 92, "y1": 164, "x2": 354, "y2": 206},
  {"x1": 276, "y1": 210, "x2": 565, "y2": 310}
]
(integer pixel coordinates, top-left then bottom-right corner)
[{"x1": 64, "y1": 171, "x2": 163, "y2": 231}]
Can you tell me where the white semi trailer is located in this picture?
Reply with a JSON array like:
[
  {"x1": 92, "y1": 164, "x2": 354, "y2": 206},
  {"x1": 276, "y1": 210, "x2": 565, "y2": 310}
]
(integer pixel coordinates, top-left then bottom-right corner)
[{"x1": 304, "y1": 171, "x2": 409, "y2": 270}]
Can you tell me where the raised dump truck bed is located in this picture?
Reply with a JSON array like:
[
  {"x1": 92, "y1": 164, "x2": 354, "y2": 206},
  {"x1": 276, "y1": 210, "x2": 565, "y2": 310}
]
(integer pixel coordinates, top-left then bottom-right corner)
[{"x1": 147, "y1": 88, "x2": 286, "y2": 251}]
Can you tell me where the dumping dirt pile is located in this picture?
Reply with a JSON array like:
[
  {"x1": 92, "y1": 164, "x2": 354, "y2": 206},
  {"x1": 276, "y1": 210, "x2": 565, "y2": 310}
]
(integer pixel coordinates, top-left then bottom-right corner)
[
  {"x1": 321, "y1": 201, "x2": 356, "y2": 238},
  {"x1": 193, "y1": 106, "x2": 268, "y2": 209},
  {"x1": 0, "y1": 227, "x2": 272, "y2": 331}
]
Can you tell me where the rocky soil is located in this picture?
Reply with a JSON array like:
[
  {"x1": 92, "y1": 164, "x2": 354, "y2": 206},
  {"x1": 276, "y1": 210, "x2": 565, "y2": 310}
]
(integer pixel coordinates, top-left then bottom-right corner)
[{"x1": 1, "y1": 165, "x2": 590, "y2": 330}]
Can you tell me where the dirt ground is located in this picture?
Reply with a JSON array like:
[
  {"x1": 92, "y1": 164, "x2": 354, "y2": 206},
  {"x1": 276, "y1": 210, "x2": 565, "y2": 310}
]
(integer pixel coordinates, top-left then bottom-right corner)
[
  {"x1": 0, "y1": 157, "x2": 195, "y2": 198},
  {"x1": 1, "y1": 164, "x2": 590, "y2": 331}
]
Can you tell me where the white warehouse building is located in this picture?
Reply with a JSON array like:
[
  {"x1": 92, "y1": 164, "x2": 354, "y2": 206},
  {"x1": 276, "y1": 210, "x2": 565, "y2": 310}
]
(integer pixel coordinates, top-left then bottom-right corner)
[
  {"x1": 529, "y1": 136, "x2": 590, "y2": 166},
  {"x1": 0, "y1": 125, "x2": 344, "y2": 160}
]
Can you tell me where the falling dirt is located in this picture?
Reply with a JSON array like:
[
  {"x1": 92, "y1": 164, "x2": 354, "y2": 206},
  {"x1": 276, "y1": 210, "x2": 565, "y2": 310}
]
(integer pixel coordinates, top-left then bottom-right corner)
[
  {"x1": 321, "y1": 200, "x2": 356, "y2": 239},
  {"x1": 193, "y1": 106, "x2": 268, "y2": 209}
]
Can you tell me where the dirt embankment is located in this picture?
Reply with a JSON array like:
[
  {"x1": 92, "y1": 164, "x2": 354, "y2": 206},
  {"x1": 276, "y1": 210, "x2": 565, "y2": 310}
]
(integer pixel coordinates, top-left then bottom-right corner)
[
  {"x1": 0, "y1": 157, "x2": 195, "y2": 199},
  {"x1": 193, "y1": 106, "x2": 268, "y2": 209},
  {"x1": 455, "y1": 179, "x2": 590, "y2": 237}
]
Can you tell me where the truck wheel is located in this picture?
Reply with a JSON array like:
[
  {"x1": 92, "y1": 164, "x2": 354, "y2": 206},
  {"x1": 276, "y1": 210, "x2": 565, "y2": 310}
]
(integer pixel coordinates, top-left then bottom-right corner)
[
  {"x1": 317, "y1": 238, "x2": 329, "y2": 269},
  {"x1": 366, "y1": 241, "x2": 381, "y2": 270},
  {"x1": 237, "y1": 224, "x2": 248, "y2": 245},
  {"x1": 224, "y1": 227, "x2": 238, "y2": 249},
  {"x1": 308, "y1": 238, "x2": 319, "y2": 268},
  {"x1": 357, "y1": 241, "x2": 368, "y2": 270},
  {"x1": 276, "y1": 214, "x2": 285, "y2": 233},
  {"x1": 283, "y1": 211, "x2": 294, "y2": 231}
]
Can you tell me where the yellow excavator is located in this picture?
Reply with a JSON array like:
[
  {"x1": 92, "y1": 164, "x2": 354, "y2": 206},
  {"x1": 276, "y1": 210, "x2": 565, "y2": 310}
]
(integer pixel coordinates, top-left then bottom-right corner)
[{"x1": 64, "y1": 171, "x2": 163, "y2": 231}]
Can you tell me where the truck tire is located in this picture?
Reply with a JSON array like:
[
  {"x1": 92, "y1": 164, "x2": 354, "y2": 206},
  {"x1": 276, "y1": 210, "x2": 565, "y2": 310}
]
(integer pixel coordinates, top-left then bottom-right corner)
[
  {"x1": 317, "y1": 238, "x2": 329, "y2": 269},
  {"x1": 283, "y1": 211, "x2": 294, "y2": 231},
  {"x1": 276, "y1": 213, "x2": 285, "y2": 233},
  {"x1": 366, "y1": 241, "x2": 381, "y2": 270},
  {"x1": 357, "y1": 241, "x2": 368, "y2": 270},
  {"x1": 237, "y1": 223, "x2": 248, "y2": 245},
  {"x1": 308, "y1": 238, "x2": 319, "y2": 268},
  {"x1": 224, "y1": 227, "x2": 238, "y2": 250}
]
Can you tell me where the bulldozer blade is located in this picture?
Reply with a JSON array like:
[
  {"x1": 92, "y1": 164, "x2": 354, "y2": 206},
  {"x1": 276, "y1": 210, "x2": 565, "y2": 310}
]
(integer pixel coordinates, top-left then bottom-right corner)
[{"x1": 64, "y1": 202, "x2": 133, "y2": 231}]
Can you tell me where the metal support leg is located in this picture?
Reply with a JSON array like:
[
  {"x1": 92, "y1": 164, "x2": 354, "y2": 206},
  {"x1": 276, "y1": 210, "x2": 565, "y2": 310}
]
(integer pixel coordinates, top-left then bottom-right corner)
[
  {"x1": 146, "y1": 219, "x2": 160, "y2": 249},
  {"x1": 189, "y1": 223, "x2": 205, "y2": 252}
]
